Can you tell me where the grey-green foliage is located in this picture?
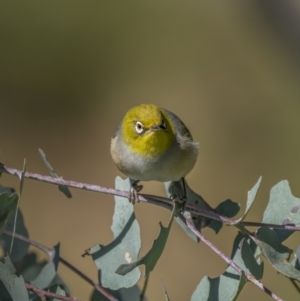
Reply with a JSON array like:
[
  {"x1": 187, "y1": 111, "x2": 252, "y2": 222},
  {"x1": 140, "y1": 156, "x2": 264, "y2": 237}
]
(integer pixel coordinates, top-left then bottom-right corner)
[
  {"x1": 207, "y1": 176, "x2": 261, "y2": 231},
  {"x1": 116, "y1": 202, "x2": 177, "y2": 277},
  {"x1": 191, "y1": 233, "x2": 263, "y2": 301},
  {"x1": 30, "y1": 244, "x2": 60, "y2": 289},
  {"x1": 48, "y1": 284, "x2": 67, "y2": 301},
  {"x1": 1, "y1": 166, "x2": 300, "y2": 301},
  {"x1": 165, "y1": 180, "x2": 213, "y2": 241},
  {"x1": 254, "y1": 180, "x2": 300, "y2": 280},
  {"x1": 263, "y1": 180, "x2": 300, "y2": 242},
  {"x1": 91, "y1": 285, "x2": 147, "y2": 301},
  {"x1": 0, "y1": 188, "x2": 19, "y2": 234},
  {"x1": 38, "y1": 148, "x2": 72, "y2": 198},
  {"x1": 165, "y1": 180, "x2": 240, "y2": 238},
  {"x1": 291, "y1": 246, "x2": 300, "y2": 271},
  {"x1": 209, "y1": 199, "x2": 240, "y2": 233},
  {"x1": 20, "y1": 252, "x2": 70, "y2": 296},
  {"x1": 2, "y1": 208, "x2": 29, "y2": 262},
  {"x1": 0, "y1": 257, "x2": 29, "y2": 301},
  {"x1": 233, "y1": 176, "x2": 262, "y2": 224},
  {"x1": 0, "y1": 181, "x2": 70, "y2": 300},
  {"x1": 189, "y1": 178, "x2": 300, "y2": 300},
  {"x1": 256, "y1": 228, "x2": 300, "y2": 280},
  {"x1": 90, "y1": 177, "x2": 141, "y2": 290}
]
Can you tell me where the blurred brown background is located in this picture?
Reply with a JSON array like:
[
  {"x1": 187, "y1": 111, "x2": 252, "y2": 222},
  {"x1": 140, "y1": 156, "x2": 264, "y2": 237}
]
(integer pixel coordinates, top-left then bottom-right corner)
[{"x1": 1, "y1": 1, "x2": 300, "y2": 300}]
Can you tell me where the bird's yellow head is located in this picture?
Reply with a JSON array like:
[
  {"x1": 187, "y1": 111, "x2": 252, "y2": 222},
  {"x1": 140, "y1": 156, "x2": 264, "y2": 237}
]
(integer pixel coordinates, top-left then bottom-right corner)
[{"x1": 121, "y1": 104, "x2": 175, "y2": 157}]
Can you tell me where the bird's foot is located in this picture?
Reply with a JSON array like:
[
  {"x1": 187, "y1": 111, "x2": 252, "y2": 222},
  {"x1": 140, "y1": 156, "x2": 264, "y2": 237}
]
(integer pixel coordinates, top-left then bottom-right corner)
[
  {"x1": 170, "y1": 194, "x2": 187, "y2": 213},
  {"x1": 129, "y1": 180, "x2": 143, "y2": 204},
  {"x1": 178, "y1": 196, "x2": 187, "y2": 213}
]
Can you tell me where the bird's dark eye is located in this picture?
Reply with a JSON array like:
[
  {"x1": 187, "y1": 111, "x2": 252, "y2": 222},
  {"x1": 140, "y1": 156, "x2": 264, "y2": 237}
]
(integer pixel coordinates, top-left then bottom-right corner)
[
  {"x1": 135, "y1": 121, "x2": 144, "y2": 134},
  {"x1": 161, "y1": 119, "x2": 167, "y2": 130}
]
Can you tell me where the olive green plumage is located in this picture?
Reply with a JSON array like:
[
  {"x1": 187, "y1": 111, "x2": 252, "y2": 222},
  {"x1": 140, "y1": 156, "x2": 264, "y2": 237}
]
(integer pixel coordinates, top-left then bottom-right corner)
[{"x1": 110, "y1": 104, "x2": 199, "y2": 182}]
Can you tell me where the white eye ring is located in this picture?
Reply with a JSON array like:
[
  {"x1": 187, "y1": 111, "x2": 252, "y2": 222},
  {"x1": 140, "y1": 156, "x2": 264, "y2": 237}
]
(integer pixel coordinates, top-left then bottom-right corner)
[{"x1": 135, "y1": 121, "x2": 144, "y2": 134}]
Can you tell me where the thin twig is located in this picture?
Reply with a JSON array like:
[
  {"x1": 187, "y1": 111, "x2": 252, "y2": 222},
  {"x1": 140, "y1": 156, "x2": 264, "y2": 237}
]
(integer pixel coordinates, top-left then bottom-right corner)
[
  {"x1": 1, "y1": 163, "x2": 300, "y2": 232},
  {"x1": 139, "y1": 273, "x2": 149, "y2": 301},
  {"x1": 183, "y1": 215, "x2": 283, "y2": 301},
  {"x1": 239, "y1": 220, "x2": 300, "y2": 231},
  {"x1": 26, "y1": 282, "x2": 83, "y2": 301},
  {"x1": 3, "y1": 229, "x2": 52, "y2": 256},
  {"x1": 60, "y1": 257, "x2": 119, "y2": 301},
  {"x1": 10, "y1": 159, "x2": 26, "y2": 254},
  {"x1": 0, "y1": 163, "x2": 172, "y2": 210},
  {"x1": 3, "y1": 230, "x2": 120, "y2": 301},
  {"x1": 289, "y1": 278, "x2": 300, "y2": 295}
]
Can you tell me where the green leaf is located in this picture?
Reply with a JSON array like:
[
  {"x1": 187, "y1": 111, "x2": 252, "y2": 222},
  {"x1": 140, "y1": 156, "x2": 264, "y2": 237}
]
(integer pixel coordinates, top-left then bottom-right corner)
[
  {"x1": 291, "y1": 246, "x2": 300, "y2": 271},
  {"x1": 236, "y1": 176, "x2": 261, "y2": 222},
  {"x1": 48, "y1": 273, "x2": 71, "y2": 296},
  {"x1": 17, "y1": 253, "x2": 42, "y2": 281},
  {"x1": 191, "y1": 233, "x2": 262, "y2": 301},
  {"x1": 209, "y1": 199, "x2": 240, "y2": 233},
  {"x1": 240, "y1": 238, "x2": 263, "y2": 280},
  {"x1": 0, "y1": 192, "x2": 19, "y2": 234},
  {"x1": 210, "y1": 177, "x2": 261, "y2": 233},
  {"x1": 38, "y1": 148, "x2": 72, "y2": 198},
  {"x1": 48, "y1": 284, "x2": 66, "y2": 301},
  {"x1": 256, "y1": 228, "x2": 300, "y2": 280},
  {"x1": 2, "y1": 208, "x2": 29, "y2": 262},
  {"x1": 262, "y1": 180, "x2": 300, "y2": 242},
  {"x1": 90, "y1": 177, "x2": 141, "y2": 290},
  {"x1": 116, "y1": 201, "x2": 177, "y2": 277},
  {"x1": 0, "y1": 185, "x2": 15, "y2": 195},
  {"x1": 20, "y1": 253, "x2": 70, "y2": 296},
  {"x1": 8, "y1": 159, "x2": 26, "y2": 255},
  {"x1": 91, "y1": 285, "x2": 147, "y2": 301},
  {"x1": 0, "y1": 257, "x2": 29, "y2": 301},
  {"x1": 228, "y1": 233, "x2": 263, "y2": 280},
  {"x1": 164, "y1": 180, "x2": 213, "y2": 241},
  {"x1": 30, "y1": 244, "x2": 60, "y2": 289}
]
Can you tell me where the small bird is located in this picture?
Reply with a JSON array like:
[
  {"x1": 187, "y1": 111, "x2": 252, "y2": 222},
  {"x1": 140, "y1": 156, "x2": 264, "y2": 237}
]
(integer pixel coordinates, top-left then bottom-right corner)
[{"x1": 110, "y1": 104, "x2": 199, "y2": 202}]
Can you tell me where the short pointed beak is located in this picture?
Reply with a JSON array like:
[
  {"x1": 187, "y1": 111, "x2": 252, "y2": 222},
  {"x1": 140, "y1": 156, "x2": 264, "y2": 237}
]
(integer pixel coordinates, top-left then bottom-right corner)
[{"x1": 150, "y1": 124, "x2": 164, "y2": 131}]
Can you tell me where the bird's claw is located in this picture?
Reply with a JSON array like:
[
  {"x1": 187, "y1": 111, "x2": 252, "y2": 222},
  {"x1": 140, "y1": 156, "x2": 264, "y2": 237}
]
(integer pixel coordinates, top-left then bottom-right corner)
[
  {"x1": 129, "y1": 180, "x2": 143, "y2": 204},
  {"x1": 170, "y1": 194, "x2": 187, "y2": 213}
]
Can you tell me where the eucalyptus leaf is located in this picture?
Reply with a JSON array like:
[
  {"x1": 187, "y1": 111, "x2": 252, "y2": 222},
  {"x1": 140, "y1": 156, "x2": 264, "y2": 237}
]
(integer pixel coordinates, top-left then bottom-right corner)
[
  {"x1": 48, "y1": 284, "x2": 66, "y2": 301},
  {"x1": 2, "y1": 208, "x2": 29, "y2": 262},
  {"x1": 191, "y1": 233, "x2": 262, "y2": 301},
  {"x1": 209, "y1": 199, "x2": 240, "y2": 233},
  {"x1": 38, "y1": 148, "x2": 72, "y2": 198},
  {"x1": 256, "y1": 228, "x2": 300, "y2": 280},
  {"x1": 90, "y1": 177, "x2": 141, "y2": 290},
  {"x1": 165, "y1": 180, "x2": 213, "y2": 241},
  {"x1": 291, "y1": 246, "x2": 300, "y2": 271},
  {"x1": 262, "y1": 180, "x2": 300, "y2": 242},
  {"x1": 0, "y1": 191, "x2": 19, "y2": 234},
  {"x1": 116, "y1": 202, "x2": 177, "y2": 277},
  {"x1": 30, "y1": 244, "x2": 60, "y2": 289},
  {"x1": 0, "y1": 257, "x2": 29, "y2": 301},
  {"x1": 20, "y1": 252, "x2": 70, "y2": 296},
  {"x1": 235, "y1": 176, "x2": 261, "y2": 223},
  {"x1": 90, "y1": 285, "x2": 147, "y2": 301},
  {"x1": 48, "y1": 273, "x2": 71, "y2": 296}
]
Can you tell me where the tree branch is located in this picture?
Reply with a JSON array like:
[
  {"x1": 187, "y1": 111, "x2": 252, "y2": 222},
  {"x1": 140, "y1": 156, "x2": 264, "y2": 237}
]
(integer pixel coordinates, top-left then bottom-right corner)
[
  {"x1": 3, "y1": 229, "x2": 120, "y2": 301},
  {"x1": 1, "y1": 162, "x2": 300, "y2": 232},
  {"x1": 26, "y1": 282, "x2": 84, "y2": 301},
  {"x1": 183, "y1": 214, "x2": 284, "y2": 301}
]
